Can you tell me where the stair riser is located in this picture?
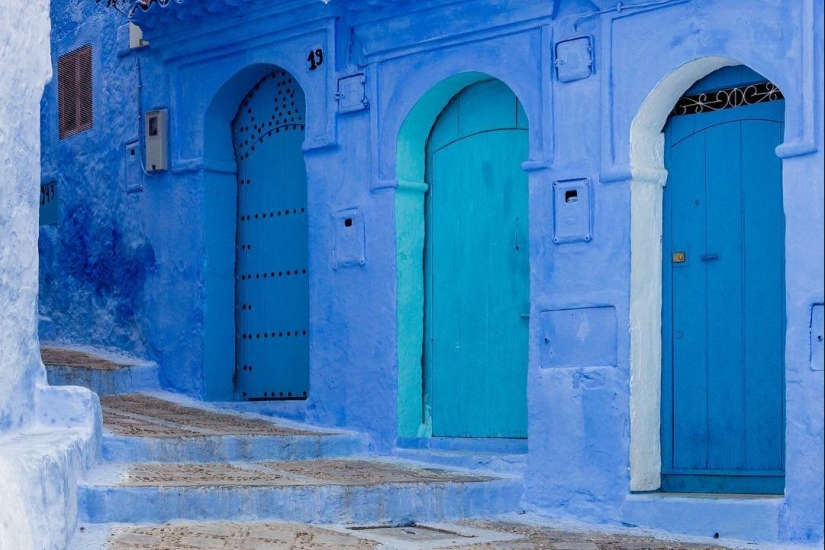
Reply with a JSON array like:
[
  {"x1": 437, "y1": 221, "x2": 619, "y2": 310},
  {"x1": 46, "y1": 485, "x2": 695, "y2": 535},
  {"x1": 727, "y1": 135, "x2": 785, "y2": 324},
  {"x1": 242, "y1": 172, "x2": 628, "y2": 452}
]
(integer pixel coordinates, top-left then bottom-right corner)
[
  {"x1": 392, "y1": 450, "x2": 528, "y2": 476},
  {"x1": 46, "y1": 365, "x2": 159, "y2": 396},
  {"x1": 79, "y1": 480, "x2": 523, "y2": 524},
  {"x1": 102, "y1": 434, "x2": 368, "y2": 463}
]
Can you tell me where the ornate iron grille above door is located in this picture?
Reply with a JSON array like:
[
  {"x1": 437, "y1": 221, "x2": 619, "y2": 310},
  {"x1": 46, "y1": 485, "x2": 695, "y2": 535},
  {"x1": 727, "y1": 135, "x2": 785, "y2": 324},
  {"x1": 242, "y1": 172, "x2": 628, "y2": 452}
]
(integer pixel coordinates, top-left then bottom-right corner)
[{"x1": 671, "y1": 81, "x2": 783, "y2": 116}]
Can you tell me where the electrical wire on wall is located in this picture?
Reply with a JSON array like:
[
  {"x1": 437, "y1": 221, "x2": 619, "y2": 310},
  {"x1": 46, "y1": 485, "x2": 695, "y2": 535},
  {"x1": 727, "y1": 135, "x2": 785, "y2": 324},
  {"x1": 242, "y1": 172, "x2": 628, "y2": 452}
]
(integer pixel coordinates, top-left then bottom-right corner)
[
  {"x1": 128, "y1": 0, "x2": 181, "y2": 18},
  {"x1": 135, "y1": 56, "x2": 156, "y2": 177},
  {"x1": 573, "y1": 0, "x2": 690, "y2": 29}
]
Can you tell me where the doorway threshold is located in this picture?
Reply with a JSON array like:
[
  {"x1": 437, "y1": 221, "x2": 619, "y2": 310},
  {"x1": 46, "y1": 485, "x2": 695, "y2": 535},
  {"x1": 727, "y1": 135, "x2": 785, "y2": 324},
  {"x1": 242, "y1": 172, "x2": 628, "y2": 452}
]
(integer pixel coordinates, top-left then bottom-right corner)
[{"x1": 630, "y1": 490, "x2": 784, "y2": 500}]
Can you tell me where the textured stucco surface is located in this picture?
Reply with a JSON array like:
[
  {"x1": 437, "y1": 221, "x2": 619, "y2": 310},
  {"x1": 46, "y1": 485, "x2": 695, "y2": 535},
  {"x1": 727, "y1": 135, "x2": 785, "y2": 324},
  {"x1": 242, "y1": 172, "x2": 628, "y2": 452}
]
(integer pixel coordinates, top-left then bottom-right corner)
[
  {"x1": 40, "y1": 3, "x2": 156, "y2": 357},
  {"x1": 0, "y1": 0, "x2": 51, "y2": 435},
  {"x1": 39, "y1": 0, "x2": 824, "y2": 547},
  {"x1": 0, "y1": 2, "x2": 100, "y2": 548}
]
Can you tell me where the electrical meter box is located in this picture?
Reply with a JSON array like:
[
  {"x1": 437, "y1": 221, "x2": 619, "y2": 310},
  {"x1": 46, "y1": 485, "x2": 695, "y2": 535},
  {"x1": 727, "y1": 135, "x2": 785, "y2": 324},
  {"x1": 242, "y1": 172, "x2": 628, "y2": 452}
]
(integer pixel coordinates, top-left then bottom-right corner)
[{"x1": 145, "y1": 109, "x2": 168, "y2": 172}]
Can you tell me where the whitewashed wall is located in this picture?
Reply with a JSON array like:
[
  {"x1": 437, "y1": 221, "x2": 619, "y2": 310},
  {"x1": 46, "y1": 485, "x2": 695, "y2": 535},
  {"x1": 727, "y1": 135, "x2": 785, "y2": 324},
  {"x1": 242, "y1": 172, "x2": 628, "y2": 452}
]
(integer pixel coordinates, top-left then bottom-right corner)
[
  {"x1": 0, "y1": 3, "x2": 100, "y2": 548},
  {"x1": 0, "y1": 0, "x2": 51, "y2": 433}
]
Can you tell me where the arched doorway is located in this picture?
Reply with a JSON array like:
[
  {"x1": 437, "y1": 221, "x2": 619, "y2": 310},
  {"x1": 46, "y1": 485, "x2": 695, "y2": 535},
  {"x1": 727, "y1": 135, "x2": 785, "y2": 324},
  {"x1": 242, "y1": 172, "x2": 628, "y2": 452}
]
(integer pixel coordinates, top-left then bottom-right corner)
[
  {"x1": 424, "y1": 79, "x2": 529, "y2": 438},
  {"x1": 660, "y1": 66, "x2": 785, "y2": 493},
  {"x1": 231, "y1": 69, "x2": 309, "y2": 400}
]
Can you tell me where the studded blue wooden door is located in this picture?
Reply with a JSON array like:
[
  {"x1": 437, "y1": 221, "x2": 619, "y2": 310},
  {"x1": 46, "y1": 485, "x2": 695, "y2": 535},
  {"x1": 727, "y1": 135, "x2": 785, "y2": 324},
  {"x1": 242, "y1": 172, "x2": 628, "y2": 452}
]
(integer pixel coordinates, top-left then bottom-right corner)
[
  {"x1": 425, "y1": 80, "x2": 529, "y2": 438},
  {"x1": 233, "y1": 70, "x2": 308, "y2": 400},
  {"x1": 662, "y1": 67, "x2": 785, "y2": 493}
]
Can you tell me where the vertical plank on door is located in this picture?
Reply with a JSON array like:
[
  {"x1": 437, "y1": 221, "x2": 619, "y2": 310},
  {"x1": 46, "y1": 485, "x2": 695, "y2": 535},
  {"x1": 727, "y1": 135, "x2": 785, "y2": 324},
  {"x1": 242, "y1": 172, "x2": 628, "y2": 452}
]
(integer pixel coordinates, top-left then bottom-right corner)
[
  {"x1": 741, "y1": 105, "x2": 785, "y2": 472},
  {"x1": 705, "y1": 115, "x2": 745, "y2": 472},
  {"x1": 427, "y1": 80, "x2": 528, "y2": 438},
  {"x1": 669, "y1": 129, "x2": 709, "y2": 470}
]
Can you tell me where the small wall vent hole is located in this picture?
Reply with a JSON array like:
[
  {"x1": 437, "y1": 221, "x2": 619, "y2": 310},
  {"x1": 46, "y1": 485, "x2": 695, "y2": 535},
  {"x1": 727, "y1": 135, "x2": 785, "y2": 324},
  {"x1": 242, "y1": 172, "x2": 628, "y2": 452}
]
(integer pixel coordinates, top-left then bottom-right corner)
[
  {"x1": 344, "y1": 218, "x2": 353, "y2": 227},
  {"x1": 565, "y1": 190, "x2": 578, "y2": 203}
]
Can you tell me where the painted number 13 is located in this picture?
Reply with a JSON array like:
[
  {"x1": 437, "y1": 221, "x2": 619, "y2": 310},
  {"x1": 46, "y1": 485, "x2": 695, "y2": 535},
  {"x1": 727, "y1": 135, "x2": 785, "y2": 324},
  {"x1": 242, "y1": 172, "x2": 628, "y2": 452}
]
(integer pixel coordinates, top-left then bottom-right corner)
[{"x1": 307, "y1": 48, "x2": 324, "y2": 71}]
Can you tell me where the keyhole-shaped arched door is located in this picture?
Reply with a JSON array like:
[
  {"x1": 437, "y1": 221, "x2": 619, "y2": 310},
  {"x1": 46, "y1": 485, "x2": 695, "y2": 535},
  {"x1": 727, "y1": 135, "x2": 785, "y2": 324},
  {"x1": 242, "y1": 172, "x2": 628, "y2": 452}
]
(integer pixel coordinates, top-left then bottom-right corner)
[
  {"x1": 232, "y1": 70, "x2": 309, "y2": 400},
  {"x1": 425, "y1": 79, "x2": 530, "y2": 438}
]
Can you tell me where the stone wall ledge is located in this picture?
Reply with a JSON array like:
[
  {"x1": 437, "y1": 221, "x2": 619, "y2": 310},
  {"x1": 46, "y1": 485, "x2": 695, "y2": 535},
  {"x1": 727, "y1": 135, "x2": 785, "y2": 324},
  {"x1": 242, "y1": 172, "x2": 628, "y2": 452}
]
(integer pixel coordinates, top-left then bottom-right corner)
[{"x1": 0, "y1": 385, "x2": 101, "y2": 550}]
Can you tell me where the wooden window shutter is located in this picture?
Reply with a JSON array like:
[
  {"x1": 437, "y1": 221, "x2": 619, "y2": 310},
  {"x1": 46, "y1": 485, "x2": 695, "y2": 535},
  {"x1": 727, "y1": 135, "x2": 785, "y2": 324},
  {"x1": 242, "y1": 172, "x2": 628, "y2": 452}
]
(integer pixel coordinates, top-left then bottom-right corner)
[{"x1": 57, "y1": 44, "x2": 93, "y2": 139}]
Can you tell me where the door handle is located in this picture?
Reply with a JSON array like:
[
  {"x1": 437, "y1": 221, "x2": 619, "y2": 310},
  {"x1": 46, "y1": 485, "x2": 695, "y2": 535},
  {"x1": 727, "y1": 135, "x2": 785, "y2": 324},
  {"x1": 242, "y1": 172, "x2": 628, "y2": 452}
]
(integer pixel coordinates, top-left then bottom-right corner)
[{"x1": 700, "y1": 253, "x2": 720, "y2": 262}]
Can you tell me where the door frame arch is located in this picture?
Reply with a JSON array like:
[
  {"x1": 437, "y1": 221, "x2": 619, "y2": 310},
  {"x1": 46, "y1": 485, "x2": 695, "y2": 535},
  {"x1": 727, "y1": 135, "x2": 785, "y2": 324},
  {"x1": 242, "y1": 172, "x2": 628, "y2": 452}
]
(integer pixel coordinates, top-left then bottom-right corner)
[
  {"x1": 628, "y1": 56, "x2": 788, "y2": 491},
  {"x1": 202, "y1": 63, "x2": 309, "y2": 400},
  {"x1": 395, "y1": 72, "x2": 532, "y2": 438}
]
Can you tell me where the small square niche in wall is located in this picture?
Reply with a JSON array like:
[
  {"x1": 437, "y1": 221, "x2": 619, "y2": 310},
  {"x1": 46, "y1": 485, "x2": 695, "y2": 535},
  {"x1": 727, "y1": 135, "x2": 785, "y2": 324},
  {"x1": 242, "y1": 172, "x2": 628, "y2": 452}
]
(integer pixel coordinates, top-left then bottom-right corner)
[
  {"x1": 552, "y1": 178, "x2": 592, "y2": 243},
  {"x1": 554, "y1": 36, "x2": 594, "y2": 83},
  {"x1": 332, "y1": 208, "x2": 366, "y2": 269}
]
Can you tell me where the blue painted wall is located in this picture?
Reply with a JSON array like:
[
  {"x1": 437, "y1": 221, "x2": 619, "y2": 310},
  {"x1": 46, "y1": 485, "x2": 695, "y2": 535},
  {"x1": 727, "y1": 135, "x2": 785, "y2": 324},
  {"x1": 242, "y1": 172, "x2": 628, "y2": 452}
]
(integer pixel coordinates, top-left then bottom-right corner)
[
  {"x1": 41, "y1": 3, "x2": 158, "y2": 357},
  {"x1": 41, "y1": 0, "x2": 824, "y2": 545}
]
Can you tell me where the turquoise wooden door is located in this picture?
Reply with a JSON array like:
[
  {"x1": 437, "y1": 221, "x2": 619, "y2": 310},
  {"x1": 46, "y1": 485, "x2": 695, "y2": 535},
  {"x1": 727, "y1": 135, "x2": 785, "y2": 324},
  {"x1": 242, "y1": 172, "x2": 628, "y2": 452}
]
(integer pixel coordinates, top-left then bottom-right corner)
[
  {"x1": 662, "y1": 67, "x2": 785, "y2": 493},
  {"x1": 425, "y1": 80, "x2": 529, "y2": 438},
  {"x1": 232, "y1": 70, "x2": 309, "y2": 400}
]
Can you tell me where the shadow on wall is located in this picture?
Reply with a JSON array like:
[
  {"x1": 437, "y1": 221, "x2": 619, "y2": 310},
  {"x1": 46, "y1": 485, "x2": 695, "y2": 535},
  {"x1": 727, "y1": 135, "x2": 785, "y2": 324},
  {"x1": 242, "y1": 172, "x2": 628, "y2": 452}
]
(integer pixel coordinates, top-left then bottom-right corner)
[{"x1": 38, "y1": 197, "x2": 156, "y2": 349}]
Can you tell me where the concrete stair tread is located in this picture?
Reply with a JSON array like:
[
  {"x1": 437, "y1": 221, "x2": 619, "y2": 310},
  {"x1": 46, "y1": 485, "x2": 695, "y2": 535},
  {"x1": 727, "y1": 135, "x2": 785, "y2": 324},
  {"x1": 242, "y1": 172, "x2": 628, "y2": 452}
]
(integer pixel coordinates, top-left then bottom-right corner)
[
  {"x1": 82, "y1": 458, "x2": 498, "y2": 488},
  {"x1": 42, "y1": 345, "x2": 159, "y2": 396},
  {"x1": 76, "y1": 394, "x2": 524, "y2": 528},
  {"x1": 68, "y1": 520, "x2": 534, "y2": 549},
  {"x1": 41, "y1": 345, "x2": 150, "y2": 370},
  {"x1": 101, "y1": 392, "x2": 328, "y2": 438},
  {"x1": 79, "y1": 458, "x2": 523, "y2": 524},
  {"x1": 69, "y1": 521, "x2": 379, "y2": 550},
  {"x1": 99, "y1": 392, "x2": 368, "y2": 462},
  {"x1": 68, "y1": 519, "x2": 741, "y2": 550}
]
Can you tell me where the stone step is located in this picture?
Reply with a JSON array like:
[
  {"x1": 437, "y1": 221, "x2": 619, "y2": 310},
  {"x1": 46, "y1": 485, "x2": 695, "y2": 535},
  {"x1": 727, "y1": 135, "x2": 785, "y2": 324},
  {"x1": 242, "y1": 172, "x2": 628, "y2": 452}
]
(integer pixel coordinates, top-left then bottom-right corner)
[
  {"x1": 78, "y1": 459, "x2": 523, "y2": 524},
  {"x1": 68, "y1": 520, "x2": 526, "y2": 549},
  {"x1": 100, "y1": 392, "x2": 368, "y2": 462},
  {"x1": 42, "y1": 346, "x2": 159, "y2": 396},
  {"x1": 68, "y1": 521, "x2": 380, "y2": 550}
]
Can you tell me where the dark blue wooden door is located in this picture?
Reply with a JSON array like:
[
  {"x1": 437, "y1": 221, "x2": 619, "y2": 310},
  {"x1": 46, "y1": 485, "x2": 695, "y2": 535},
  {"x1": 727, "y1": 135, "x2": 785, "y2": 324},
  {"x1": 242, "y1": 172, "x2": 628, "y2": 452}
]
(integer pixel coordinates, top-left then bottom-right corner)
[
  {"x1": 425, "y1": 80, "x2": 529, "y2": 438},
  {"x1": 662, "y1": 68, "x2": 785, "y2": 493},
  {"x1": 233, "y1": 70, "x2": 309, "y2": 400}
]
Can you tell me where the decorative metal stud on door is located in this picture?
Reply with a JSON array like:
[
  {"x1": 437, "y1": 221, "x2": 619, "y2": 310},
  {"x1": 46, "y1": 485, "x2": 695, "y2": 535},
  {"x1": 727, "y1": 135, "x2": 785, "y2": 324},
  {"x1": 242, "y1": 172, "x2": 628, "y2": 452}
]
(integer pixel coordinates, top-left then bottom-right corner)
[{"x1": 232, "y1": 70, "x2": 309, "y2": 400}]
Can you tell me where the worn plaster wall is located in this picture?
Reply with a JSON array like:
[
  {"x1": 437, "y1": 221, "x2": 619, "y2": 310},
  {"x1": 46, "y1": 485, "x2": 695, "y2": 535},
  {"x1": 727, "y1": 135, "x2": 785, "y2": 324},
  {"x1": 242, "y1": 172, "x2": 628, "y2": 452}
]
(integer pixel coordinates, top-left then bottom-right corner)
[
  {"x1": 41, "y1": 0, "x2": 824, "y2": 546},
  {"x1": 40, "y1": 1, "x2": 157, "y2": 356},
  {"x1": 0, "y1": 0, "x2": 51, "y2": 434},
  {"x1": 1, "y1": 1, "x2": 101, "y2": 548}
]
